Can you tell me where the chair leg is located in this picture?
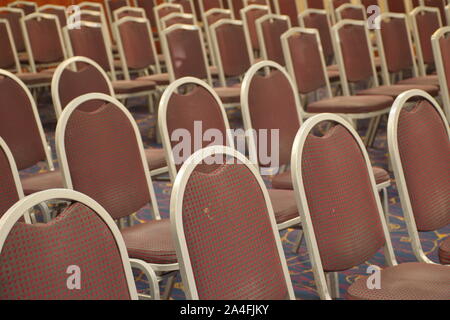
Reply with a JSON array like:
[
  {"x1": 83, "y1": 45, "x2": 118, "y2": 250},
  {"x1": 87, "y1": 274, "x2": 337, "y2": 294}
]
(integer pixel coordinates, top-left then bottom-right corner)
[
  {"x1": 293, "y1": 229, "x2": 304, "y2": 254},
  {"x1": 368, "y1": 115, "x2": 382, "y2": 148},
  {"x1": 161, "y1": 273, "x2": 176, "y2": 300},
  {"x1": 326, "y1": 272, "x2": 340, "y2": 299},
  {"x1": 381, "y1": 188, "x2": 390, "y2": 229}
]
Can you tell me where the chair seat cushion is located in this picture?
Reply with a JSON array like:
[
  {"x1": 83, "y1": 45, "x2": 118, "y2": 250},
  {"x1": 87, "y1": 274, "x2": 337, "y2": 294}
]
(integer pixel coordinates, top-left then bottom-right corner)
[
  {"x1": 307, "y1": 95, "x2": 393, "y2": 114},
  {"x1": 137, "y1": 73, "x2": 170, "y2": 86},
  {"x1": 357, "y1": 84, "x2": 439, "y2": 98},
  {"x1": 439, "y1": 236, "x2": 450, "y2": 265},
  {"x1": 144, "y1": 148, "x2": 167, "y2": 171},
  {"x1": 272, "y1": 167, "x2": 390, "y2": 190},
  {"x1": 113, "y1": 80, "x2": 156, "y2": 94},
  {"x1": 21, "y1": 170, "x2": 64, "y2": 195},
  {"x1": 267, "y1": 189, "x2": 299, "y2": 225},
  {"x1": 347, "y1": 262, "x2": 450, "y2": 300},
  {"x1": 396, "y1": 75, "x2": 440, "y2": 86},
  {"x1": 213, "y1": 85, "x2": 241, "y2": 104},
  {"x1": 120, "y1": 219, "x2": 177, "y2": 264},
  {"x1": 16, "y1": 72, "x2": 53, "y2": 85}
]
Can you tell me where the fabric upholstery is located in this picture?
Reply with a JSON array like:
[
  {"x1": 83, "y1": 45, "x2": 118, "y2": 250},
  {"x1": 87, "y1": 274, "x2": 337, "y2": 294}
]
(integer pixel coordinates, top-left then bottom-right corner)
[
  {"x1": 307, "y1": 95, "x2": 393, "y2": 113},
  {"x1": 243, "y1": 6, "x2": 269, "y2": 50},
  {"x1": 357, "y1": 84, "x2": 439, "y2": 97},
  {"x1": 301, "y1": 11, "x2": 333, "y2": 60},
  {"x1": 0, "y1": 147, "x2": 20, "y2": 218},
  {"x1": 260, "y1": 17, "x2": 290, "y2": 65},
  {"x1": 112, "y1": 80, "x2": 156, "y2": 94},
  {"x1": 0, "y1": 10, "x2": 25, "y2": 51},
  {"x1": 415, "y1": 10, "x2": 441, "y2": 65},
  {"x1": 21, "y1": 170, "x2": 63, "y2": 195},
  {"x1": 0, "y1": 21, "x2": 17, "y2": 70}
]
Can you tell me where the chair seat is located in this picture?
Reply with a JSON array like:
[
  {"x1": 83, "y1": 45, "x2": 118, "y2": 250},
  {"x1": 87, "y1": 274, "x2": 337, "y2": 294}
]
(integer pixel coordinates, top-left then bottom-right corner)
[
  {"x1": 137, "y1": 73, "x2": 170, "y2": 86},
  {"x1": 307, "y1": 95, "x2": 393, "y2": 114},
  {"x1": 357, "y1": 84, "x2": 439, "y2": 98},
  {"x1": 120, "y1": 219, "x2": 177, "y2": 264},
  {"x1": 439, "y1": 236, "x2": 450, "y2": 265},
  {"x1": 347, "y1": 262, "x2": 450, "y2": 300},
  {"x1": 21, "y1": 170, "x2": 64, "y2": 195},
  {"x1": 213, "y1": 85, "x2": 241, "y2": 104},
  {"x1": 144, "y1": 148, "x2": 167, "y2": 171},
  {"x1": 267, "y1": 189, "x2": 299, "y2": 225},
  {"x1": 113, "y1": 80, "x2": 156, "y2": 94},
  {"x1": 272, "y1": 167, "x2": 390, "y2": 190},
  {"x1": 16, "y1": 72, "x2": 53, "y2": 85},
  {"x1": 396, "y1": 75, "x2": 440, "y2": 86}
]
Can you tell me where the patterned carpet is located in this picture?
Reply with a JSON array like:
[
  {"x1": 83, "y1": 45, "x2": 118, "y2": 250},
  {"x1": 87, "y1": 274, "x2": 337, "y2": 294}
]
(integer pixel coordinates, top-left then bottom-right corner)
[{"x1": 26, "y1": 94, "x2": 449, "y2": 300}]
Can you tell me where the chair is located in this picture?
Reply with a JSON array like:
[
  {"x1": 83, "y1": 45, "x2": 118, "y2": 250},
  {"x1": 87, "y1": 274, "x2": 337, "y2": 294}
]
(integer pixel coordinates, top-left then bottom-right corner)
[
  {"x1": 273, "y1": 0, "x2": 299, "y2": 26},
  {"x1": 21, "y1": 13, "x2": 67, "y2": 73},
  {"x1": 432, "y1": 26, "x2": 450, "y2": 121},
  {"x1": 160, "y1": 24, "x2": 241, "y2": 106},
  {"x1": 388, "y1": 89, "x2": 450, "y2": 265},
  {"x1": 203, "y1": 9, "x2": 233, "y2": 65},
  {"x1": 154, "y1": 3, "x2": 183, "y2": 37},
  {"x1": 241, "y1": 5, "x2": 270, "y2": 59},
  {"x1": 0, "y1": 8, "x2": 27, "y2": 63},
  {"x1": 38, "y1": 4, "x2": 68, "y2": 27},
  {"x1": 199, "y1": 0, "x2": 225, "y2": 19},
  {"x1": 0, "y1": 19, "x2": 53, "y2": 89},
  {"x1": 133, "y1": 0, "x2": 158, "y2": 28},
  {"x1": 8, "y1": 1, "x2": 36, "y2": 16},
  {"x1": 55, "y1": 93, "x2": 179, "y2": 299},
  {"x1": 291, "y1": 113, "x2": 450, "y2": 300},
  {"x1": 328, "y1": 0, "x2": 352, "y2": 24},
  {"x1": 226, "y1": 0, "x2": 244, "y2": 18},
  {"x1": 0, "y1": 69, "x2": 61, "y2": 196},
  {"x1": 256, "y1": 14, "x2": 291, "y2": 66},
  {"x1": 423, "y1": 0, "x2": 447, "y2": 24},
  {"x1": 335, "y1": 3, "x2": 367, "y2": 21},
  {"x1": 171, "y1": 145, "x2": 295, "y2": 300},
  {"x1": 376, "y1": 13, "x2": 440, "y2": 87},
  {"x1": 302, "y1": 0, "x2": 325, "y2": 9},
  {"x1": 410, "y1": 6, "x2": 443, "y2": 76},
  {"x1": 0, "y1": 189, "x2": 157, "y2": 300},
  {"x1": 158, "y1": 77, "x2": 301, "y2": 231}
]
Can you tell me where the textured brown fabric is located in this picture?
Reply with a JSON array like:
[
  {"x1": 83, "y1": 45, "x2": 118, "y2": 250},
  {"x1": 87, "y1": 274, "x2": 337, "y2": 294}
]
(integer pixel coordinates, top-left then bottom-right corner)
[
  {"x1": 396, "y1": 75, "x2": 440, "y2": 86},
  {"x1": 333, "y1": 0, "x2": 351, "y2": 9},
  {"x1": 63, "y1": 103, "x2": 152, "y2": 220},
  {"x1": 347, "y1": 262, "x2": 450, "y2": 300},
  {"x1": 120, "y1": 218, "x2": 176, "y2": 264},
  {"x1": 163, "y1": 15, "x2": 194, "y2": 28},
  {"x1": 306, "y1": 0, "x2": 325, "y2": 9},
  {"x1": 171, "y1": 0, "x2": 194, "y2": 15},
  {"x1": 267, "y1": 189, "x2": 299, "y2": 224},
  {"x1": 301, "y1": 11, "x2": 333, "y2": 61},
  {"x1": 339, "y1": 6, "x2": 365, "y2": 20},
  {"x1": 21, "y1": 170, "x2": 63, "y2": 195},
  {"x1": 24, "y1": 16, "x2": 64, "y2": 64},
  {"x1": 112, "y1": 80, "x2": 156, "y2": 94},
  {"x1": 16, "y1": 72, "x2": 53, "y2": 86},
  {"x1": 439, "y1": 35, "x2": 450, "y2": 92},
  {"x1": 9, "y1": 2, "x2": 36, "y2": 15},
  {"x1": 278, "y1": 0, "x2": 299, "y2": 26},
  {"x1": 135, "y1": 0, "x2": 157, "y2": 27},
  {"x1": 201, "y1": 0, "x2": 223, "y2": 11},
  {"x1": 144, "y1": 148, "x2": 167, "y2": 171},
  {"x1": 115, "y1": 8, "x2": 144, "y2": 20},
  {"x1": 206, "y1": 11, "x2": 231, "y2": 26},
  {"x1": 0, "y1": 147, "x2": 20, "y2": 218},
  {"x1": 0, "y1": 21, "x2": 17, "y2": 69},
  {"x1": 307, "y1": 95, "x2": 393, "y2": 113},
  {"x1": 106, "y1": 0, "x2": 129, "y2": 21},
  {"x1": 40, "y1": 7, "x2": 67, "y2": 27},
  {"x1": 214, "y1": 22, "x2": 251, "y2": 77},
  {"x1": 396, "y1": 99, "x2": 449, "y2": 232},
  {"x1": 260, "y1": 17, "x2": 290, "y2": 65},
  {"x1": 439, "y1": 237, "x2": 450, "y2": 265},
  {"x1": 136, "y1": 73, "x2": 170, "y2": 85},
  {"x1": 156, "y1": 5, "x2": 182, "y2": 22},
  {"x1": 357, "y1": 84, "x2": 439, "y2": 98},
  {"x1": 300, "y1": 125, "x2": 386, "y2": 272},
  {"x1": 0, "y1": 76, "x2": 46, "y2": 170},
  {"x1": 229, "y1": 0, "x2": 243, "y2": 18},
  {"x1": 0, "y1": 9, "x2": 25, "y2": 52},
  {"x1": 248, "y1": 70, "x2": 301, "y2": 167},
  {"x1": 415, "y1": 9, "x2": 441, "y2": 65},
  {"x1": 243, "y1": 6, "x2": 269, "y2": 50}
]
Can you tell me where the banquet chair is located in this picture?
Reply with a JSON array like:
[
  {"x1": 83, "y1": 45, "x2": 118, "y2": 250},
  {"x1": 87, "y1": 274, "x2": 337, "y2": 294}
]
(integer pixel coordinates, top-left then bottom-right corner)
[
  {"x1": 158, "y1": 76, "x2": 301, "y2": 231},
  {"x1": 0, "y1": 189, "x2": 157, "y2": 300},
  {"x1": 410, "y1": 6, "x2": 443, "y2": 76},
  {"x1": 199, "y1": 0, "x2": 225, "y2": 20},
  {"x1": 161, "y1": 12, "x2": 195, "y2": 29},
  {"x1": 302, "y1": 0, "x2": 325, "y2": 9},
  {"x1": 154, "y1": 3, "x2": 183, "y2": 38},
  {"x1": 423, "y1": 0, "x2": 447, "y2": 24},
  {"x1": 134, "y1": 0, "x2": 158, "y2": 28},
  {"x1": 241, "y1": 5, "x2": 270, "y2": 60},
  {"x1": 273, "y1": 0, "x2": 299, "y2": 26},
  {"x1": 56, "y1": 93, "x2": 179, "y2": 299},
  {"x1": 0, "y1": 8, "x2": 26, "y2": 62},
  {"x1": 171, "y1": 145, "x2": 295, "y2": 300},
  {"x1": 104, "y1": 0, "x2": 130, "y2": 30},
  {"x1": 227, "y1": 0, "x2": 244, "y2": 18},
  {"x1": 8, "y1": 1, "x2": 36, "y2": 16},
  {"x1": 203, "y1": 9, "x2": 233, "y2": 65},
  {"x1": 431, "y1": 26, "x2": 450, "y2": 121},
  {"x1": 291, "y1": 112, "x2": 450, "y2": 300},
  {"x1": 388, "y1": 89, "x2": 450, "y2": 265},
  {"x1": 256, "y1": 14, "x2": 291, "y2": 66},
  {"x1": 328, "y1": 0, "x2": 351, "y2": 24},
  {"x1": 335, "y1": 3, "x2": 366, "y2": 21}
]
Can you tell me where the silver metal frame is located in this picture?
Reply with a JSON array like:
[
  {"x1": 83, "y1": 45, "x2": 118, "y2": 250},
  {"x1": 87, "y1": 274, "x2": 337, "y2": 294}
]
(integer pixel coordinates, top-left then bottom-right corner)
[
  {"x1": 240, "y1": 4, "x2": 270, "y2": 60},
  {"x1": 153, "y1": 3, "x2": 183, "y2": 39},
  {"x1": 431, "y1": 26, "x2": 450, "y2": 121},
  {"x1": 335, "y1": 3, "x2": 367, "y2": 22},
  {"x1": 168, "y1": 0, "x2": 198, "y2": 22},
  {"x1": 255, "y1": 13, "x2": 291, "y2": 64},
  {"x1": 160, "y1": 12, "x2": 195, "y2": 30},
  {"x1": 203, "y1": 8, "x2": 233, "y2": 66}
]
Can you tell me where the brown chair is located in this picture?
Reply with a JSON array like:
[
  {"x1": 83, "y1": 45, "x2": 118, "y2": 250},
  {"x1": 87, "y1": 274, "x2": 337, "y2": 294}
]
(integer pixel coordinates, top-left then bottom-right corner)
[
  {"x1": 204, "y1": 9, "x2": 233, "y2": 65},
  {"x1": 38, "y1": 4, "x2": 68, "y2": 27},
  {"x1": 335, "y1": 3, "x2": 366, "y2": 21},
  {"x1": 154, "y1": 3, "x2": 183, "y2": 37},
  {"x1": 8, "y1": 1, "x2": 36, "y2": 16},
  {"x1": 0, "y1": 189, "x2": 152, "y2": 300},
  {"x1": 432, "y1": 26, "x2": 450, "y2": 121},
  {"x1": 0, "y1": 8, "x2": 27, "y2": 64},
  {"x1": 169, "y1": 0, "x2": 197, "y2": 21},
  {"x1": 0, "y1": 70, "x2": 61, "y2": 196},
  {"x1": 241, "y1": 5, "x2": 270, "y2": 59},
  {"x1": 160, "y1": 12, "x2": 195, "y2": 29},
  {"x1": 291, "y1": 112, "x2": 450, "y2": 300},
  {"x1": 274, "y1": 0, "x2": 299, "y2": 26},
  {"x1": 133, "y1": 0, "x2": 158, "y2": 28},
  {"x1": 303, "y1": 0, "x2": 325, "y2": 9},
  {"x1": 171, "y1": 145, "x2": 295, "y2": 300},
  {"x1": 113, "y1": 6, "x2": 146, "y2": 21},
  {"x1": 104, "y1": 0, "x2": 130, "y2": 27},
  {"x1": 227, "y1": 0, "x2": 244, "y2": 18},
  {"x1": 388, "y1": 89, "x2": 450, "y2": 265},
  {"x1": 199, "y1": 0, "x2": 225, "y2": 20},
  {"x1": 424, "y1": 0, "x2": 447, "y2": 24},
  {"x1": 56, "y1": 92, "x2": 179, "y2": 299},
  {"x1": 158, "y1": 76, "x2": 301, "y2": 231},
  {"x1": 161, "y1": 24, "x2": 241, "y2": 106},
  {"x1": 256, "y1": 14, "x2": 291, "y2": 66}
]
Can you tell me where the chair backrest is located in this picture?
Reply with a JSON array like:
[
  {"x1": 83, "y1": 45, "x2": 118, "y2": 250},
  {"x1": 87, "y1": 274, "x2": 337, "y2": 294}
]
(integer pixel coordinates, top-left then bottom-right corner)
[
  {"x1": 335, "y1": 3, "x2": 367, "y2": 22},
  {"x1": 161, "y1": 12, "x2": 195, "y2": 29},
  {"x1": 298, "y1": 9, "x2": 333, "y2": 63},
  {"x1": 331, "y1": 19, "x2": 378, "y2": 96},
  {"x1": 76, "y1": 9, "x2": 103, "y2": 23},
  {"x1": 291, "y1": 113, "x2": 395, "y2": 300},
  {"x1": 104, "y1": 0, "x2": 130, "y2": 26},
  {"x1": 21, "y1": 13, "x2": 67, "y2": 73},
  {"x1": 199, "y1": 0, "x2": 224, "y2": 18},
  {"x1": 304, "y1": 0, "x2": 325, "y2": 9},
  {"x1": 241, "y1": 5, "x2": 270, "y2": 53},
  {"x1": 113, "y1": 6, "x2": 146, "y2": 21},
  {"x1": 376, "y1": 13, "x2": 419, "y2": 85},
  {"x1": 274, "y1": 0, "x2": 299, "y2": 26},
  {"x1": 0, "y1": 19, "x2": 20, "y2": 72},
  {"x1": 64, "y1": 21, "x2": 116, "y2": 80},
  {"x1": 134, "y1": 0, "x2": 157, "y2": 27},
  {"x1": 227, "y1": 0, "x2": 244, "y2": 19},
  {"x1": 256, "y1": 14, "x2": 291, "y2": 65},
  {"x1": 38, "y1": 4, "x2": 68, "y2": 27},
  {"x1": 211, "y1": 19, "x2": 253, "y2": 86},
  {"x1": 0, "y1": 8, "x2": 26, "y2": 52},
  {"x1": 154, "y1": 3, "x2": 183, "y2": 35},
  {"x1": 424, "y1": 0, "x2": 447, "y2": 23},
  {"x1": 51, "y1": 56, "x2": 114, "y2": 118},
  {"x1": 169, "y1": 0, "x2": 197, "y2": 21},
  {"x1": 114, "y1": 16, "x2": 160, "y2": 80},
  {"x1": 0, "y1": 137, "x2": 23, "y2": 219},
  {"x1": 161, "y1": 24, "x2": 211, "y2": 84},
  {"x1": 410, "y1": 6, "x2": 443, "y2": 75},
  {"x1": 388, "y1": 89, "x2": 449, "y2": 263},
  {"x1": 8, "y1": 1, "x2": 36, "y2": 16},
  {"x1": 78, "y1": 1, "x2": 104, "y2": 12},
  {"x1": 241, "y1": 60, "x2": 303, "y2": 171},
  {"x1": 281, "y1": 28, "x2": 332, "y2": 100},
  {"x1": 0, "y1": 189, "x2": 138, "y2": 300},
  {"x1": 171, "y1": 145, "x2": 295, "y2": 300},
  {"x1": 56, "y1": 93, "x2": 160, "y2": 221},
  {"x1": 158, "y1": 77, "x2": 232, "y2": 181},
  {"x1": 0, "y1": 70, "x2": 53, "y2": 171},
  {"x1": 204, "y1": 9, "x2": 233, "y2": 65},
  {"x1": 432, "y1": 26, "x2": 450, "y2": 121}
]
